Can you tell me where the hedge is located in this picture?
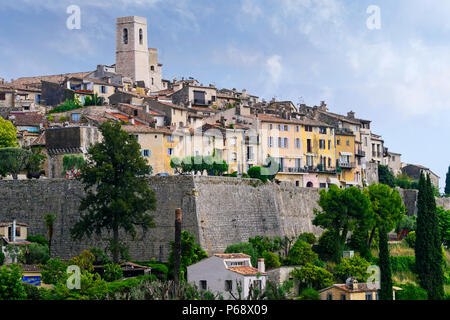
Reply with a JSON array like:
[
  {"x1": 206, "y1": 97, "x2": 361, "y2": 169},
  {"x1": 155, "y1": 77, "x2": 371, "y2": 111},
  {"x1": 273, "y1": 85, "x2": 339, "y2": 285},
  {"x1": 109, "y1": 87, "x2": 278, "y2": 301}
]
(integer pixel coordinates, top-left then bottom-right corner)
[{"x1": 372, "y1": 256, "x2": 416, "y2": 273}]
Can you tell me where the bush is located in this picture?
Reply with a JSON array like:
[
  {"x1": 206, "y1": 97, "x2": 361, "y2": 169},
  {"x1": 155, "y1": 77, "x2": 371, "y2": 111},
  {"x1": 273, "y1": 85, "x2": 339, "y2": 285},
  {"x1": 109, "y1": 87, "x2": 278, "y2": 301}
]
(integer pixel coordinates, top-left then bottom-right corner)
[
  {"x1": 298, "y1": 288, "x2": 320, "y2": 300},
  {"x1": 242, "y1": 173, "x2": 250, "y2": 178},
  {"x1": 262, "y1": 251, "x2": 281, "y2": 270},
  {"x1": 0, "y1": 251, "x2": 4, "y2": 266},
  {"x1": 315, "y1": 230, "x2": 339, "y2": 261},
  {"x1": 135, "y1": 261, "x2": 168, "y2": 281},
  {"x1": 287, "y1": 239, "x2": 318, "y2": 266},
  {"x1": 89, "y1": 247, "x2": 111, "y2": 265},
  {"x1": 298, "y1": 233, "x2": 317, "y2": 245},
  {"x1": 0, "y1": 264, "x2": 27, "y2": 300},
  {"x1": 405, "y1": 231, "x2": 416, "y2": 249},
  {"x1": 24, "y1": 243, "x2": 50, "y2": 264},
  {"x1": 71, "y1": 250, "x2": 95, "y2": 272},
  {"x1": 396, "y1": 283, "x2": 428, "y2": 300},
  {"x1": 49, "y1": 98, "x2": 82, "y2": 114},
  {"x1": 40, "y1": 258, "x2": 69, "y2": 285},
  {"x1": 23, "y1": 283, "x2": 41, "y2": 300},
  {"x1": 27, "y1": 235, "x2": 48, "y2": 247},
  {"x1": 372, "y1": 256, "x2": 416, "y2": 273},
  {"x1": 224, "y1": 242, "x2": 258, "y2": 267},
  {"x1": 334, "y1": 256, "x2": 371, "y2": 282},
  {"x1": 103, "y1": 263, "x2": 123, "y2": 282},
  {"x1": 290, "y1": 264, "x2": 334, "y2": 291}
]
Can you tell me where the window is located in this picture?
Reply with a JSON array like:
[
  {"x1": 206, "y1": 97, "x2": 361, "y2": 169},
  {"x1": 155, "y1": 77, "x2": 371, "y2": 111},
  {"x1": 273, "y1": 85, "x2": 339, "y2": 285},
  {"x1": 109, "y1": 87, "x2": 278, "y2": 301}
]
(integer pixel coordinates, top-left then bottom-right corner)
[
  {"x1": 307, "y1": 139, "x2": 312, "y2": 153},
  {"x1": 16, "y1": 227, "x2": 21, "y2": 237},
  {"x1": 320, "y1": 183, "x2": 327, "y2": 188},
  {"x1": 167, "y1": 135, "x2": 174, "y2": 142},
  {"x1": 295, "y1": 138, "x2": 301, "y2": 149},
  {"x1": 139, "y1": 28, "x2": 143, "y2": 45},
  {"x1": 341, "y1": 294, "x2": 346, "y2": 301},
  {"x1": 319, "y1": 127, "x2": 327, "y2": 134},
  {"x1": 200, "y1": 280, "x2": 207, "y2": 290},
  {"x1": 295, "y1": 158, "x2": 302, "y2": 169},
  {"x1": 284, "y1": 125, "x2": 289, "y2": 131},
  {"x1": 0, "y1": 93, "x2": 5, "y2": 100},
  {"x1": 277, "y1": 124, "x2": 281, "y2": 131},
  {"x1": 71, "y1": 113, "x2": 80, "y2": 122},
  {"x1": 123, "y1": 28, "x2": 128, "y2": 44},
  {"x1": 152, "y1": 78, "x2": 154, "y2": 85},
  {"x1": 268, "y1": 136, "x2": 273, "y2": 148},
  {"x1": 346, "y1": 140, "x2": 350, "y2": 146},
  {"x1": 269, "y1": 124, "x2": 273, "y2": 130},
  {"x1": 328, "y1": 140, "x2": 331, "y2": 150},
  {"x1": 167, "y1": 148, "x2": 174, "y2": 156},
  {"x1": 305, "y1": 125, "x2": 313, "y2": 132},
  {"x1": 142, "y1": 150, "x2": 151, "y2": 157},
  {"x1": 319, "y1": 139, "x2": 326, "y2": 149},
  {"x1": 231, "y1": 152, "x2": 237, "y2": 162},
  {"x1": 365, "y1": 293, "x2": 373, "y2": 300},
  {"x1": 101, "y1": 85, "x2": 106, "y2": 94},
  {"x1": 253, "y1": 280, "x2": 262, "y2": 291},
  {"x1": 337, "y1": 139, "x2": 340, "y2": 146},
  {"x1": 150, "y1": 65, "x2": 155, "y2": 71},
  {"x1": 230, "y1": 137, "x2": 237, "y2": 146},
  {"x1": 284, "y1": 137, "x2": 289, "y2": 148},
  {"x1": 364, "y1": 137, "x2": 368, "y2": 147},
  {"x1": 327, "y1": 293, "x2": 333, "y2": 300},
  {"x1": 295, "y1": 125, "x2": 300, "y2": 132},
  {"x1": 306, "y1": 155, "x2": 314, "y2": 166},
  {"x1": 225, "y1": 280, "x2": 233, "y2": 292}
]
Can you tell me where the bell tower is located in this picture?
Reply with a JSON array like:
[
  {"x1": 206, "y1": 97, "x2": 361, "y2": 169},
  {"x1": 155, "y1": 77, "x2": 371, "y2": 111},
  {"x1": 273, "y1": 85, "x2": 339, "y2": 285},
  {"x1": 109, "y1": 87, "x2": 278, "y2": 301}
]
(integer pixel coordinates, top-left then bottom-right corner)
[{"x1": 116, "y1": 16, "x2": 151, "y2": 88}]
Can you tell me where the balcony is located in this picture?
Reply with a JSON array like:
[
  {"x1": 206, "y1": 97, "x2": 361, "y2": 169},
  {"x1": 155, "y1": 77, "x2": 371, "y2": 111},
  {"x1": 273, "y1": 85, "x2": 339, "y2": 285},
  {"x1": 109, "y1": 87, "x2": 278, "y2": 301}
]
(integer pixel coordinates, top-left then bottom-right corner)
[
  {"x1": 355, "y1": 149, "x2": 365, "y2": 157},
  {"x1": 280, "y1": 167, "x2": 308, "y2": 174},
  {"x1": 337, "y1": 161, "x2": 356, "y2": 169}
]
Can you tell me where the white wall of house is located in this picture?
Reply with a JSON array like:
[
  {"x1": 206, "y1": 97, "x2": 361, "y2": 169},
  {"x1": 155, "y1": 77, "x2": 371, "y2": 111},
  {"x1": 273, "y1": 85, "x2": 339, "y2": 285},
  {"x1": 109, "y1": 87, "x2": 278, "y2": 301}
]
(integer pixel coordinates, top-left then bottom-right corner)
[{"x1": 187, "y1": 256, "x2": 267, "y2": 299}]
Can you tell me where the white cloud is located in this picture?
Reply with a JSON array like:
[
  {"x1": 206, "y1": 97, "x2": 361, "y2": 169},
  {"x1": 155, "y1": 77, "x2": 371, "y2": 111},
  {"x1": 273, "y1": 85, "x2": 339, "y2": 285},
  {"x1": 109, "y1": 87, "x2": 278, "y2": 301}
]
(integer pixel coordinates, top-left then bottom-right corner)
[
  {"x1": 266, "y1": 55, "x2": 283, "y2": 86},
  {"x1": 241, "y1": 0, "x2": 263, "y2": 20}
]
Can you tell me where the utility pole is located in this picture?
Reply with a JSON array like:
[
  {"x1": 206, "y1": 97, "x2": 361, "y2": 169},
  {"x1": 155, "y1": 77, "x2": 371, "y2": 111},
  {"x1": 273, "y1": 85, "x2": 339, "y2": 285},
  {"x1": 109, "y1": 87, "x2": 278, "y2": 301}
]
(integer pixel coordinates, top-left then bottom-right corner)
[{"x1": 173, "y1": 208, "x2": 182, "y2": 297}]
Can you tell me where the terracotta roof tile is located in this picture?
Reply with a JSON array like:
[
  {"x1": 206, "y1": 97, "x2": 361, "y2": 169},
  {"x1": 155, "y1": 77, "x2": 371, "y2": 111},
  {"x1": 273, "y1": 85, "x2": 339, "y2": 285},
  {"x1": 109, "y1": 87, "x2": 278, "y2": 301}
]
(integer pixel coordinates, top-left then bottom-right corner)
[
  {"x1": 215, "y1": 253, "x2": 251, "y2": 259},
  {"x1": 227, "y1": 266, "x2": 267, "y2": 276}
]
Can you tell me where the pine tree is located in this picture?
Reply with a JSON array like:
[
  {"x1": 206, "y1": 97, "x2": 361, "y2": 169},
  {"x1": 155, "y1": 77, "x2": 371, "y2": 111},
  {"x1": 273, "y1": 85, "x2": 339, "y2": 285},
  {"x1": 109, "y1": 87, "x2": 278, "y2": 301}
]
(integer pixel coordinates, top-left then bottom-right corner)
[
  {"x1": 378, "y1": 226, "x2": 393, "y2": 300},
  {"x1": 445, "y1": 166, "x2": 450, "y2": 196}
]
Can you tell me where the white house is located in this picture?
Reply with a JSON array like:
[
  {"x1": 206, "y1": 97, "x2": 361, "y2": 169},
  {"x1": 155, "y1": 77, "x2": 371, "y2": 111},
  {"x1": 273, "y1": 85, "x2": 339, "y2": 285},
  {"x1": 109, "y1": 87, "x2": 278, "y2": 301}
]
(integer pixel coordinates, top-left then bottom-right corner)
[{"x1": 187, "y1": 253, "x2": 267, "y2": 300}]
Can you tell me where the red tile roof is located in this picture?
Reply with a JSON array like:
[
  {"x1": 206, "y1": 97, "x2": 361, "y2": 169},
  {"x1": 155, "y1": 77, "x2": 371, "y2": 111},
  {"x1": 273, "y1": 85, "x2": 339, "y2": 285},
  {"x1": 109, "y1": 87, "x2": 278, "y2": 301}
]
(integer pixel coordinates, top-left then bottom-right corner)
[
  {"x1": 228, "y1": 266, "x2": 267, "y2": 276},
  {"x1": 215, "y1": 253, "x2": 251, "y2": 259},
  {"x1": 106, "y1": 112, "x2": 146, "y2": 125},
  {"x1": 11, "y1": 112, "x2": 47, "y2": 127}
]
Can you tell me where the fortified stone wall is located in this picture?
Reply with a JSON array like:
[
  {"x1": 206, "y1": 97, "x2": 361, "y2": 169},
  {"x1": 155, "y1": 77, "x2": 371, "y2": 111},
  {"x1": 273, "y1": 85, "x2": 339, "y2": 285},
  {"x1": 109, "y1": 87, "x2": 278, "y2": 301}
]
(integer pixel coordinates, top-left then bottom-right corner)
[{"x1": 1, "y1": 177, "x2": 449, "y2": 262}]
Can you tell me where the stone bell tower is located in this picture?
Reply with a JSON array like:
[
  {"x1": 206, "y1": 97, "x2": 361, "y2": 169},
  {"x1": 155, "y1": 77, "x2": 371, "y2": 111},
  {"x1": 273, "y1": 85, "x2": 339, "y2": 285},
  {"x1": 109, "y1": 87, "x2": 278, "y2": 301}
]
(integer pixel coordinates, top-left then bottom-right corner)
[{"x1": 116, "y1": 16, "x2": 151, "y2": 88}]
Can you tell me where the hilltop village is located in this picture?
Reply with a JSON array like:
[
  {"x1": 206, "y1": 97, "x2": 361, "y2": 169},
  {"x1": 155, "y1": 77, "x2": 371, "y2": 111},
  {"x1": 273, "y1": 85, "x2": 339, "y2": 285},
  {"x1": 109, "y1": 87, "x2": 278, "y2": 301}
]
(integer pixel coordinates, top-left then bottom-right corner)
[{"x1": 0, "y1": 16, "x2": 440, "y2": 188}]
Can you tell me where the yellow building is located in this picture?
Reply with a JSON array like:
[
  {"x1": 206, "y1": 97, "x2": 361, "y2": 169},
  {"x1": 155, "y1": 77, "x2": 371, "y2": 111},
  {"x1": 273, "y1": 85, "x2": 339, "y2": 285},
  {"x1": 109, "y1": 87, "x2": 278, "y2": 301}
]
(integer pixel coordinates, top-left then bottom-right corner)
[
  {"x1": 336, "y1": 130, "x2": 358, "y2": 187},
  {"x1": 122, "y1": 125, "x2": 176, "y2": 175},
  {"x1": 319, "y1": 278, "x2": 402, "y2": 300},
  {"x1": 300, "y1": 119, "x2": 339, "y2": 188},
  {"x1": 0, "y1": 221, "x2": 28, "y2": 242},
  {"x1": 257, "y1": 114, "x2": 306, "y2": 186}
]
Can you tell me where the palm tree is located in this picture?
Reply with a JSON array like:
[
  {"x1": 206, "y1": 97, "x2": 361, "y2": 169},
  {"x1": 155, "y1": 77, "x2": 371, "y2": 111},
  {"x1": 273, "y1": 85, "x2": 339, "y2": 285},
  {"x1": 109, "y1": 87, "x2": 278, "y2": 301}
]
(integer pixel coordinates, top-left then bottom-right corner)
[{"x1": 44, "y1": 214, "x2": 57, "y2": 257}]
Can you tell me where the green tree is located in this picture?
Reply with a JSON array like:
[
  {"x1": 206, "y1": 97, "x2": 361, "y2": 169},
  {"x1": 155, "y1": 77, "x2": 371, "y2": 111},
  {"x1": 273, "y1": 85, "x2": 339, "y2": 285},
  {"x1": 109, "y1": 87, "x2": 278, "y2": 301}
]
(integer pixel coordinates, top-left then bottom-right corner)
[
  {"x1": 313, "y1": 185, "x2": 371, "y2": 263},
  {"x1": 0, "y1": 117, "x2": 19, "y2": 148},
  {"x1": 396, "y1": 283, "x2": 428, "y2": 300},
  {"x1": 168, "y1": 231, "x2": 208, "y2": 281},
  {"x1": 445, "y1": 166, "x2": 450, "y2": 196},
  {"x1": 262, "y1": 251, "x2": 281, "y2": 269},
  {"x1": 40, "y1": 258, "x2": 68, "y2": 285},
  {"x1": 378, "y1": 164, "x2": 395, "y2": 187},
  {"x1": 290, "y1": 263, "x2": 333, "y2": 290},
  {"x1": 298, "y1": 233, "x2": 317, "y2": 245},
  {"x1": 287, "y1": 239, "x2": 318, "y2": 266},
  {"x1": 0, "y1": 264, "x2": 27, "y2": 300},
  {"x1": 103, "y1": 263, "x2": 123, "y2": 282},
  {"x1": 298, "y1": 288, "x2": 320, "y2": 300},
  {"x1": 71, "y1": 250, "x2": 95, "y2": 273},
  {"x1": 415, "y1": 173, "x2": 445, "y2": 300},
  {"x1": 0, "y1": 148, "x2": 32, "y2": 179},
  {"x1": 437, "y1": 207, "x2": 450, "y2": 248},
  {"x1": 70, "y1": 121, "x2": 156, "y2": 263},
  {"x1": 224, "y1": 242, "x2": 258, "y2": 267},
  {"x1": 44, "y1": 213, "x2": 56, "y2": 257},
  {"x1": 365, "y1": 184, "x2": 405, "y2": 300},
  {"x1": 334, "y1": 256, "x2": 371, "y2": 282}
]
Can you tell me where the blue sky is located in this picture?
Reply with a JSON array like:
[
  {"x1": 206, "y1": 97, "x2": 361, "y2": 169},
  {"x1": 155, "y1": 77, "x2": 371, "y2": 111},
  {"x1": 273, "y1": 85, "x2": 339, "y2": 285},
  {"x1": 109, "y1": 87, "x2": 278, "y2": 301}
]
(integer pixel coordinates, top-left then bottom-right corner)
[{"x1": 1, "y1": 0, "x2": 449, "y2": 190}]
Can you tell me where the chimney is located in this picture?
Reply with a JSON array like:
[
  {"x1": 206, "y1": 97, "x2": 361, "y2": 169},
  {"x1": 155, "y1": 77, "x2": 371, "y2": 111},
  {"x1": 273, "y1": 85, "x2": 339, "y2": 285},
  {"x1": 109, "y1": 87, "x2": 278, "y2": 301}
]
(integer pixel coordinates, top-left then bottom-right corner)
[
  {"x1": 145, "y1": 105, "x2": 150, "y2": 113},
  {"x1": 258, "y1": 258, "x2": 265, "y2": 273},
  {"x1": 12, "y1": 219, "x2": 16, "y2": 242},
  {"x1": 129, "y1": 116, "x2": 135, "y2": 125},
  {"x1": 320, "y1": 101, "x2": 327, "y2": 111},
  {"x1": 347, "y1": 111, "x2": 355, "y2": 119}
]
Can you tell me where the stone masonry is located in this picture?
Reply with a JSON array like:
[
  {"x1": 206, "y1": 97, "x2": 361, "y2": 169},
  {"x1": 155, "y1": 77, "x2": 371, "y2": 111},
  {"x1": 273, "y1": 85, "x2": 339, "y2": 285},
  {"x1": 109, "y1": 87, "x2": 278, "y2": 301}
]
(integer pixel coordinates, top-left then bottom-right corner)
[{"x1": 0, "y1": 177, "x2": 448, "y2": 262}]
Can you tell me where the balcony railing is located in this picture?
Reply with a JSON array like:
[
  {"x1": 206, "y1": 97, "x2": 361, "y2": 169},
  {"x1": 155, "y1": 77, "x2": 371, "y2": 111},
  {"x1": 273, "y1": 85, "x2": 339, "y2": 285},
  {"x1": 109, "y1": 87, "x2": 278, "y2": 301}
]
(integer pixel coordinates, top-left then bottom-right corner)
[
  {"x1": 355, "y1": 149, "x2": 365, "y2": 157},
  {"x1": 337, "y1": 161, "x2": 356, "y2": 169}
]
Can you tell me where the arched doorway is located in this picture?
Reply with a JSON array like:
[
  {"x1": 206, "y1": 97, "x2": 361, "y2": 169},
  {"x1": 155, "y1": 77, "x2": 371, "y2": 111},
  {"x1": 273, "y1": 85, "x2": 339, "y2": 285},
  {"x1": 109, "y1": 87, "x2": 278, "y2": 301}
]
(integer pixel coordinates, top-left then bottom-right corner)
[{"x1": 306, "y1": 181, "x2": 314, "y2": 188}]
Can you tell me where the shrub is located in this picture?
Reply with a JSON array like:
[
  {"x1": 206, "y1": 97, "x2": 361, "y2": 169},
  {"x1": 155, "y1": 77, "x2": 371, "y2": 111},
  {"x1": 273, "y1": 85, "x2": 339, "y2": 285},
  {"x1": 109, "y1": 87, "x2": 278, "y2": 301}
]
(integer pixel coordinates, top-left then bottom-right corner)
[
  {"x1": 287, "y1": 239, "x2": 318, "y2": 266},
  {"x1": 0, "y1": 264, "x2": 27, "y2": 300},
  {"x1": 103, "y1": 263, "x2": 123, "y2": 282},
  {"x1": 24, "y1": 243, "x2": 50, "y2": 264},
  {"x1": 40, "y1": 258, "x2": 69, "y2": 285},
  {"x1": 290, "y1": 264, "x2": 334, "y2": 290},
  {"x1": 396, "y1": 283, "x2": 428, "y2": 300},
  {"x1": 23, "y1": 283, "x2": 41, "y2": 300},
  {"x1": 372, "y1": 256, "x2": 416, "y2": 273},
  {"x1": 334, "y1": 256, "x2": 371, "y2": 282},
  {"x1": 298, "y1": 233, "x2": 317, "y2": 245},
  {"x1": 262, "y1": 251, "x2": 281, "y2": 270},
  {"x1": 405, "y1": 231, "x2": 416, "y2": 249},
  {"x1": 27, "y1": 235, "x2": 48, "y2": 247},
  {"x1": 89, "y1": 247, "x2": 111, "y2": 265},
  {"x1": 0, "y1": 251, "x2": 4, "y2": 266},
  {"x1": 242, "y1": 173, "x2": 250, "y2": 178},
  {"x1": 298, "y1": 288, "x2": 320, "y2": 300},
  {"x1": 49, "y1": 98, "x2": 82, "y2": 114},
  {"x1": 315, "y1": 230, "x2": 339, "y2": 261},
  {"x1": 224, "y1": 242, "x2": 258, "y2": 267},
  {"x1": 247, "y1": 166, "x2": 268, "y2": 183},
  {"x1": 71, "y1": 250, "x2": 95, "y2": 272}
]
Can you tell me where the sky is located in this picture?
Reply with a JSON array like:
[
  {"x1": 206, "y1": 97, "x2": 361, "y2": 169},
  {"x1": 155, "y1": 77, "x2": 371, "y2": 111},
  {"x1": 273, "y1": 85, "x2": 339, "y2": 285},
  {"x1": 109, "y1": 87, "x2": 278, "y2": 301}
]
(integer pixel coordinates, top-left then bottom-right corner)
[{"x1": 1, "y1": 0, "x2": 449, "y2": 190}]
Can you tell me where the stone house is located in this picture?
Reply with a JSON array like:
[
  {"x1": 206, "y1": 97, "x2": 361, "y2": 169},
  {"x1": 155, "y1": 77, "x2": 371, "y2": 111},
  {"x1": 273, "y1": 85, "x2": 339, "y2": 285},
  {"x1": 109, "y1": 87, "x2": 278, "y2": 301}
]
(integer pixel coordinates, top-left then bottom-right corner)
[
  {"x1": 319, "y1": 278, "x2": 402, "y2": 300},
  {"x1": 187, "y1": 254, "x2": 267, "y2": 299},
  {"x1": 0, "y1": 221, "x2": 31, "y2": 264},
  {"x1": 383, "y1": 151, "x2": 402, "y2": 177},
  {"x1": 402, "y1": 164, "x2": 440, "y2": 189},
  {"x1": 171, "y1": 82, "x2": 217, "y2": 109}
]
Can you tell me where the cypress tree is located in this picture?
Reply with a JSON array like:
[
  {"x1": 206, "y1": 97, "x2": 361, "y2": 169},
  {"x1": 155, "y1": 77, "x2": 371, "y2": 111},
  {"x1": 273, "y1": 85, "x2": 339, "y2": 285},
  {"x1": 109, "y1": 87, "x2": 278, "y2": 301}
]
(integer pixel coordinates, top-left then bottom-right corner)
[
  {"x1": 445, "y1": 166, "x2": 450, "y2": 196},
  {"x1": 416, "y1": 173, "x2": 444, "y2": 300},
  {"x1": 425, "y1": 175, "x2": 444, "y2": 300},
  {"x1": 378, "y1": 226, "x2": 393, "y2": 300}
]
